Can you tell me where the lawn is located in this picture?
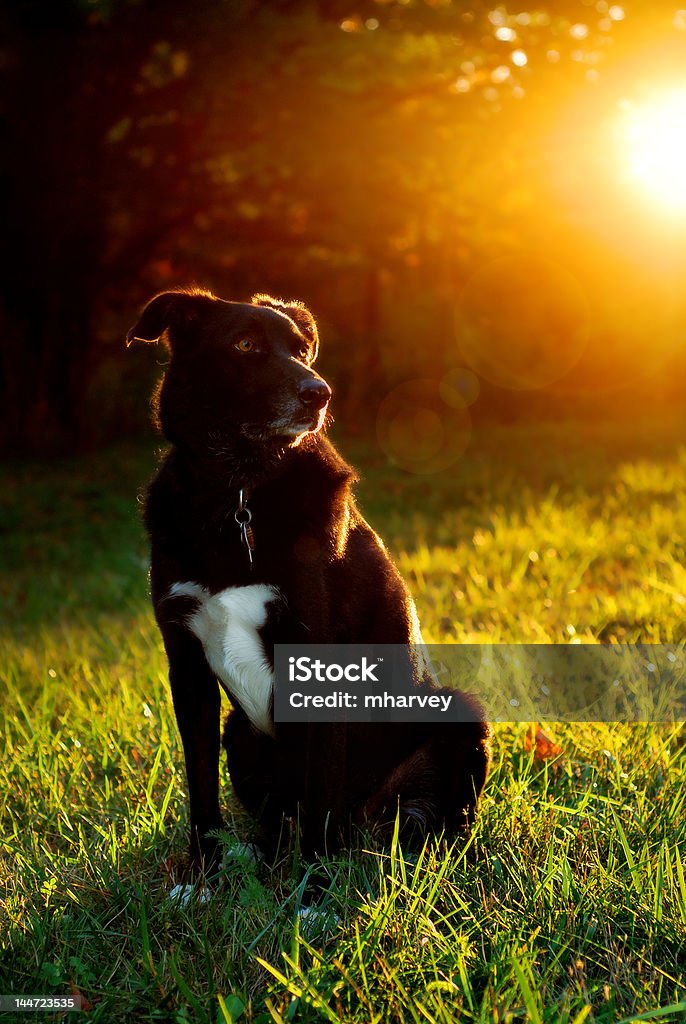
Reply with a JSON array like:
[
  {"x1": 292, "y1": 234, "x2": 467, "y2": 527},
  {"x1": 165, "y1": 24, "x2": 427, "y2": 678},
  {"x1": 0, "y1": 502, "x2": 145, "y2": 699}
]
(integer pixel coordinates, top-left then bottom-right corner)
[{"x1": 1, "y1": 417, "x2": 685, "y2": 1023}]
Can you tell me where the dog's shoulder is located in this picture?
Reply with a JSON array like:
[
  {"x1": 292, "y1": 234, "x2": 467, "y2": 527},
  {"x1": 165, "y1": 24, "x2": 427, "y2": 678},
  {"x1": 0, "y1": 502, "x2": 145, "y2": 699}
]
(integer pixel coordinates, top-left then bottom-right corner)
[{"x1": 282, "y1": 437, "x2": 359, "y2": 523}]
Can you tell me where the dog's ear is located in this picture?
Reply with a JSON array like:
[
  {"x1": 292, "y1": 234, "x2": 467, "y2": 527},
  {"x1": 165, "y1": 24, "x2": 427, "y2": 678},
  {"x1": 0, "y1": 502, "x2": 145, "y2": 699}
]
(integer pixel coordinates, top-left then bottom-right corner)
[
  {"x1": 126, "y1": 290, "x2": 211, "y2": 348},
  {"x1": 252, "y1": 294, "x2": 319, "y2": 361}
]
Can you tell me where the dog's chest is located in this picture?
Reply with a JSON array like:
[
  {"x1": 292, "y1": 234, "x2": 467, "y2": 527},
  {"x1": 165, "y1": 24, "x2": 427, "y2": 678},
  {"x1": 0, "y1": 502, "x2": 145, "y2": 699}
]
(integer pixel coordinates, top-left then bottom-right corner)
[{"x1": 170, "y1": 581, "x2": 280, "y2": 735}]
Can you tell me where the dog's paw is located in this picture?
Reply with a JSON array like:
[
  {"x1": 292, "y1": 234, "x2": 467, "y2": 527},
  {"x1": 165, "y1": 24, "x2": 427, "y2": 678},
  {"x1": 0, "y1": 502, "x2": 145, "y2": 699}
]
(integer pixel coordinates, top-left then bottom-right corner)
[
  {"x1": 221, "y1": 841, "x2": 265, "y2": 869},
  {"x1": 167, "y1": 882, "x2": 214, "y2": 907},
  {"x1": 297, "y1": 904, "x2": 340, "y2": 936}
]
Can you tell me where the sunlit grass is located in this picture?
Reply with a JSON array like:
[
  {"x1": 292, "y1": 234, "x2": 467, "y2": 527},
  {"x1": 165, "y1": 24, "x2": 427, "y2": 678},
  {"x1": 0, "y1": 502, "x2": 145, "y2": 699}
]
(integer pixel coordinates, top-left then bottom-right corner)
[{"x1": 1, "y1": 421, "x2": 685, "y2": 1022}]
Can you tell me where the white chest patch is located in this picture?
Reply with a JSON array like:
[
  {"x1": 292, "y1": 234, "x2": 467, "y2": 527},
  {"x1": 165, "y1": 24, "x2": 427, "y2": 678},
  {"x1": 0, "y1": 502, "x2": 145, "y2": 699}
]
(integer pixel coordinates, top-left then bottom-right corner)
[{"x1": 169, "y1": 581, "x2": 280, "y2": 736}]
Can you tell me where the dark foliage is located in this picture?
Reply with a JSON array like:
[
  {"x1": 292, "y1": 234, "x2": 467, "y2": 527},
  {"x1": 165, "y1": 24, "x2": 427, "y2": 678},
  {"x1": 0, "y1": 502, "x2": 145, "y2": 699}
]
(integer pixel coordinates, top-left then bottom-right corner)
[{"x1": 1, "y1": 0, "x2": 685, "y2": 453}]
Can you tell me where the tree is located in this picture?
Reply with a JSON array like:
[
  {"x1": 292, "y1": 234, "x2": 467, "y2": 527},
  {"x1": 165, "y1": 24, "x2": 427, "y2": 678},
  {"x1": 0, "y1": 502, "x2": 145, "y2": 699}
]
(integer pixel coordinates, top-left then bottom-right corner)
[{"x1": 1, "y1": 0, "x2": 680, "y2": 452}]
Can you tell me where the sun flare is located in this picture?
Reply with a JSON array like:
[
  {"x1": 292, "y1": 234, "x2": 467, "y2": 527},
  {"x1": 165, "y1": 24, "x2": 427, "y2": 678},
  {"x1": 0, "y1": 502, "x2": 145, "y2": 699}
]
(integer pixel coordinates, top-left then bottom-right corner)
[{"x1": 622, "y1": 89, "x2": 686, "y2": 212}]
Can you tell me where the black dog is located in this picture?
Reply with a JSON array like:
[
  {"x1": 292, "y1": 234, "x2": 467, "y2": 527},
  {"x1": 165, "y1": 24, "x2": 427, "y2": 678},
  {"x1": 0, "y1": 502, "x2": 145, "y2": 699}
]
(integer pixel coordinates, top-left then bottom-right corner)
[{"x1": 128, "y1": 288, "x2": 490, "y2": 872}]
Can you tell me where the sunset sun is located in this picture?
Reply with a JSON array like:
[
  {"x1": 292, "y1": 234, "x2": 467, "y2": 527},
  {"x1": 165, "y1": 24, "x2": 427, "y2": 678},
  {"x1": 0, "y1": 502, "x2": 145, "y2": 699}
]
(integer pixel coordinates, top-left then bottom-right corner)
[{"x1": 622, "y1": 89, "x2": 686, "y2": 212}]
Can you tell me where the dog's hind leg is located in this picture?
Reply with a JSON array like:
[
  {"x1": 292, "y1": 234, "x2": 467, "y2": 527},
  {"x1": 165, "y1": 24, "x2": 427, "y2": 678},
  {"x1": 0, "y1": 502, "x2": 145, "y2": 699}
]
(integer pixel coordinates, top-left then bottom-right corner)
[
  {"x1": 436, "y1": 718, "x2": 491, "y2": 839},
  {"x1": 359, "y1": 745, "x2": 441, "y2": 849},
  {"x1": 361, "y1": 718, "x2": 491, "y2": 850}
]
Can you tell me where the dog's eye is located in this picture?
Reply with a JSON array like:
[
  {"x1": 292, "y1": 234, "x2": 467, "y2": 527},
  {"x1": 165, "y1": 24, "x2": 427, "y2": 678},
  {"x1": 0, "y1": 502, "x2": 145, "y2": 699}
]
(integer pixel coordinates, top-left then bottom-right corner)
[
  {"x1": 235, "y1": 338, "x2": 256, "y2": 353},
  {"x1": 298, "y1": 347, "x2": 309, "y2": 362}
]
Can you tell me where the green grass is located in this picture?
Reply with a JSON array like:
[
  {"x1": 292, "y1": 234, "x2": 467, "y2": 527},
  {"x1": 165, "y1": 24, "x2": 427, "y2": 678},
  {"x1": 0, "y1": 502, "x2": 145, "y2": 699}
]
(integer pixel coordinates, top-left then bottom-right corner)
[{"x1": 1, "y1": 417, "x2": 685, "y2": 1023}]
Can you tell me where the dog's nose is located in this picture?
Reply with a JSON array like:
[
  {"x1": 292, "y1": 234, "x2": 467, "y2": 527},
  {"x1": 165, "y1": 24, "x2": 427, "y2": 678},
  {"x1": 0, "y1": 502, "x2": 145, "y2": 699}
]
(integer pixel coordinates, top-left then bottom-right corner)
[{"x1": 299, "y1": 378, "x2": 332, "y2": 409}]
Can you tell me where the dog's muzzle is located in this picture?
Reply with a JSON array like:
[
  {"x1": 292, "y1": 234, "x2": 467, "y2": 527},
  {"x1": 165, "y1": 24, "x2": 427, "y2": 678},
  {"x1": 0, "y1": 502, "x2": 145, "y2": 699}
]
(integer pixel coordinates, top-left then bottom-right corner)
[{"x1": 264, "y1": 378, "x2": 332, "y2": 440}]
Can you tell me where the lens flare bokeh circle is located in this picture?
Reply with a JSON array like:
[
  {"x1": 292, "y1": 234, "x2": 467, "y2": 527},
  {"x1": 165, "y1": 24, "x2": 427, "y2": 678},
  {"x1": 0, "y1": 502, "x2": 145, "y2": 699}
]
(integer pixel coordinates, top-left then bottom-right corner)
[{"x1": 376, "y1": 378, "x2": 471, "y2": 475}]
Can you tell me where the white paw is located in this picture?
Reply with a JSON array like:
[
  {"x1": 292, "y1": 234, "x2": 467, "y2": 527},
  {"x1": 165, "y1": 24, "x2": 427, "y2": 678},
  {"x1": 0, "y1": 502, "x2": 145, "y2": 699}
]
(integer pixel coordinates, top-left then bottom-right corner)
[
  {"x1": 221, "y1": 841, "x2": 265, "y2": 869},
  {"x1": 297, "y1": 904, "x2": 340, "y2": 935},
  {"x1": 168, "y1": 883, "x2": 214, "y2": 907}
]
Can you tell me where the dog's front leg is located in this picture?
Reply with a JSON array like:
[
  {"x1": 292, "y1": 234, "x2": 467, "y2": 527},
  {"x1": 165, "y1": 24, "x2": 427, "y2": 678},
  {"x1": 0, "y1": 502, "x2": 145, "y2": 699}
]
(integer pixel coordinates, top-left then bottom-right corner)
[{"x1": 161, "y1": 623, "x2": 224, "y2": 874}]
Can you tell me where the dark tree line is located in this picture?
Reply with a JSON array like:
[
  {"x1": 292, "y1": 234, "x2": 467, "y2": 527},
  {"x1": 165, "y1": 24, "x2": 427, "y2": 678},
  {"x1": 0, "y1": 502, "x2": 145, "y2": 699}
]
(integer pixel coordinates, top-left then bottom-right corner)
[{"x1": 1, "y1": 0, "x2": 684, "y2": 453}]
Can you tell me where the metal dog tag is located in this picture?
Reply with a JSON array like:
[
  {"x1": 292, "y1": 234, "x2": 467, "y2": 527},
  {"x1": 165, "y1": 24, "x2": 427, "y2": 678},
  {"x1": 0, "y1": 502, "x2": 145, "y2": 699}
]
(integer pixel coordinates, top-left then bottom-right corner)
[{"x1": 234, "y1": 489, "x2": 255, "y2": 570}]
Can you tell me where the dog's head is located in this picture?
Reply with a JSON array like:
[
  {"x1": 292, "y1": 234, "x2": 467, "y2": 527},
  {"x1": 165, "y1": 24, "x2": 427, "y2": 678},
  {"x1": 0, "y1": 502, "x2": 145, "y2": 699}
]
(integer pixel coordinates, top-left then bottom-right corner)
[{"x1": 127, "y1": 289, "x2": 331, "y2": 451}]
